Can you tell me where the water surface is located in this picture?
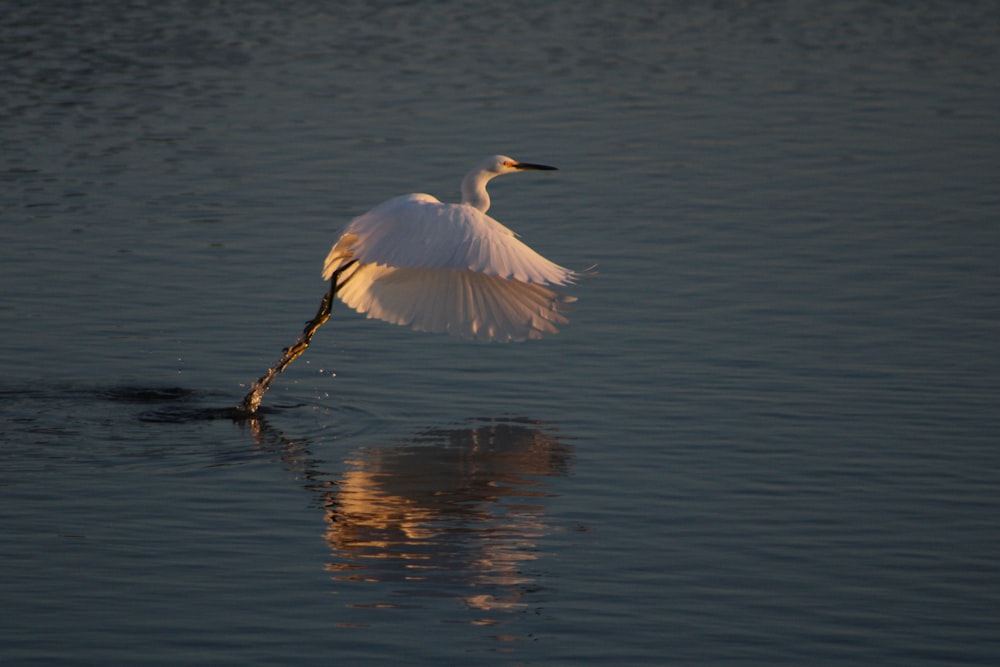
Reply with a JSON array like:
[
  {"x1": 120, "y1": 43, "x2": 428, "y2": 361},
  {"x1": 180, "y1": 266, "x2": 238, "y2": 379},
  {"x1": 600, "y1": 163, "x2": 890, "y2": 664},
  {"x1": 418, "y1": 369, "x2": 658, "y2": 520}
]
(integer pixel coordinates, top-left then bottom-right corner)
[{"x1": 2, "y1": 1, "x2": 999, "y2": 664}]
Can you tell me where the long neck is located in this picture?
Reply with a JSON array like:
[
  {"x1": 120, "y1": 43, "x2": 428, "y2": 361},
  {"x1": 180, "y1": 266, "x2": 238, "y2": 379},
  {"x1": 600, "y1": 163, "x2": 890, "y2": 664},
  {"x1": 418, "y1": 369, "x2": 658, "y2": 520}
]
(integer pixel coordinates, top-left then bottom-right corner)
[{"x1": 461, "y1": 169, "x2": 493, "y2": 213}]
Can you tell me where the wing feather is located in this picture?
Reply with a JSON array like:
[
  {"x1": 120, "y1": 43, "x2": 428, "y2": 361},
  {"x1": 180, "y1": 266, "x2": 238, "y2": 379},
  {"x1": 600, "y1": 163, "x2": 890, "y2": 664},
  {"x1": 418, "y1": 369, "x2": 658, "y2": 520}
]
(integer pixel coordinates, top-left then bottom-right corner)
[
  {"x1": 324, "y1": 194, "x2": 577, "y2": 285},
  {"x1": 336, "y1": 265, "x2": 574, "y2": 342},
  {"x1": 322, "y1": 192, "x2": 579, "y2": 342}
]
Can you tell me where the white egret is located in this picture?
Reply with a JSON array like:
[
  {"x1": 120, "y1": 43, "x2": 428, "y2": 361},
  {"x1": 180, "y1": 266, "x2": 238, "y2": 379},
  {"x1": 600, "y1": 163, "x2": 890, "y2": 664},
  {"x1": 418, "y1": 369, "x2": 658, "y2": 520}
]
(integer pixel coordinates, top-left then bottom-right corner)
[
  {"x1": 323, "y1": 154, "x2": 579, "y2": 342},
  {"x1": 237, "y1": 155, "x2": 581, "y2": 416}
]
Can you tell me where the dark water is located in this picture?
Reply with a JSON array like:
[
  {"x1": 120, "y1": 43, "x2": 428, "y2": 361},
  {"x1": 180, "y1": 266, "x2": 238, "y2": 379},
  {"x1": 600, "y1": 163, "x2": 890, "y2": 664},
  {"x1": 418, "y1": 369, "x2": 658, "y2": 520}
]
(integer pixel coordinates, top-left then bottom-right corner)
[{"x1": 2, "y1": 1, "x2": 999, "y2": 664}]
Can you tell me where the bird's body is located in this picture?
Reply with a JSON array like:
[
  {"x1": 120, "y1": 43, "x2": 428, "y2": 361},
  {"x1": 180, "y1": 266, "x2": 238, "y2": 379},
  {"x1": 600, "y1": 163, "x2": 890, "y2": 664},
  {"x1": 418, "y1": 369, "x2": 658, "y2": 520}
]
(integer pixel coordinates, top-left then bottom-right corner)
[{"x1": 322, "y1": 155, "x2": 579, "y2": 342}]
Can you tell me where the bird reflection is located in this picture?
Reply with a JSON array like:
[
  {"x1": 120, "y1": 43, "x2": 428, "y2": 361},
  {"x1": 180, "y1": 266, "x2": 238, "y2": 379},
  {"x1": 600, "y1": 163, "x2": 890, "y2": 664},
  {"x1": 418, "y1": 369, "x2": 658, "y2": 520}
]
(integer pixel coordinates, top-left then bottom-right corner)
[{"x1": 241, "y1": 415, "x2": 573, "y2": 616}]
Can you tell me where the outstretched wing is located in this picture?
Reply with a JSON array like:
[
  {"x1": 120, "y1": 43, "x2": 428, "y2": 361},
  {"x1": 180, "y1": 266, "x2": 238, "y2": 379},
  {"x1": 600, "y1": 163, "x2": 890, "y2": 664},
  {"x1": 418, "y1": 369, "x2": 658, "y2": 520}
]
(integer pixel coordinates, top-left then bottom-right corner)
[
  {"x1": 336, "y1": 263, "x2": 576, "y2": 342},
  {"x1": 323, "y1": 194, "x2": 577, "y2": 286},
  {"x1": 321, "y1": 193, "x2": 579, "y2": 342}
]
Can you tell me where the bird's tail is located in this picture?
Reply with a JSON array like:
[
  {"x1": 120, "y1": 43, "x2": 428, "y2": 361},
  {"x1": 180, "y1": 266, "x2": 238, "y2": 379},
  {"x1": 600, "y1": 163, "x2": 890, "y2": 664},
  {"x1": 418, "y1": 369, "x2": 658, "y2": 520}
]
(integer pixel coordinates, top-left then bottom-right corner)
[{"x1": 322, "y1": 233, "x2": 358, "y2": 281}]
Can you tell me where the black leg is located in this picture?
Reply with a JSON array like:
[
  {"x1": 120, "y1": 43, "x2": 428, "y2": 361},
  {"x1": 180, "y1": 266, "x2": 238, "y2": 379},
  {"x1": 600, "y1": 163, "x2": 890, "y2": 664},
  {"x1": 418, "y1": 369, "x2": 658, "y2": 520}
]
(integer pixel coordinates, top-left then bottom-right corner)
[{"x1": 235, "y1": 259, "x2": 360, "y2": 418}]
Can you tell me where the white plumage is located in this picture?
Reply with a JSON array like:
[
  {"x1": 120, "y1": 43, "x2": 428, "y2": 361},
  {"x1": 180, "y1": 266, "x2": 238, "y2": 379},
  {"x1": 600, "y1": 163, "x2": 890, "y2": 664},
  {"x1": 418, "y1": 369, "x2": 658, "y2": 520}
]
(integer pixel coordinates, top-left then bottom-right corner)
[{"x1": 322, "y1": 155, "x2": 579, "y2": 342}]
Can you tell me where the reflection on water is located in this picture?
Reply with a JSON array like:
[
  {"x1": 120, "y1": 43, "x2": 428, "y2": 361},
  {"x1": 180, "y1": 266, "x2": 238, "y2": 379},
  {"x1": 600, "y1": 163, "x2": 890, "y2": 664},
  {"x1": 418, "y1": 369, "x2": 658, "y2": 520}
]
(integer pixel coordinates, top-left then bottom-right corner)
[{"x1": 245, "y1": 416, "x2": 572, "y2": 620}]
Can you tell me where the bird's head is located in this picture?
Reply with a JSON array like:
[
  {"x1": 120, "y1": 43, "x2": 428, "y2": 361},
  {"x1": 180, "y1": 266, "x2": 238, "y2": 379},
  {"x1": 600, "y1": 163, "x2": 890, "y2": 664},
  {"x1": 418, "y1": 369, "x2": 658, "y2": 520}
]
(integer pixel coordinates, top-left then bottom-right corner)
[
  {"x1": 462, "y1": 155, "x2": 558, "y2": 212},
  {"x1": 482, "y1": 155, "x2": 558, "y2": 175}
]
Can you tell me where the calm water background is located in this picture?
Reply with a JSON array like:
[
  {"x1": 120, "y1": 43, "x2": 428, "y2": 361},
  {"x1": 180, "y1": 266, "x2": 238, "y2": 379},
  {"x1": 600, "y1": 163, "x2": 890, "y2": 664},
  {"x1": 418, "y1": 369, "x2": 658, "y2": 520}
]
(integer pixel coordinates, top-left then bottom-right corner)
[{"x1": 2, "y1": 1, "x2": 999, "y2": 664}]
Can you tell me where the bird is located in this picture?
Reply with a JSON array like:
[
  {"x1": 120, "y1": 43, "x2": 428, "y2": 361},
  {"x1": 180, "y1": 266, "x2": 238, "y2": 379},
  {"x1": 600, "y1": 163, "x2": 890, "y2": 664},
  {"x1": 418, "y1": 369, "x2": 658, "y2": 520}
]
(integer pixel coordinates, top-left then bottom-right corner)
[{"x1": 321, "y1": 155, "x2": 581, "y2": 342}]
